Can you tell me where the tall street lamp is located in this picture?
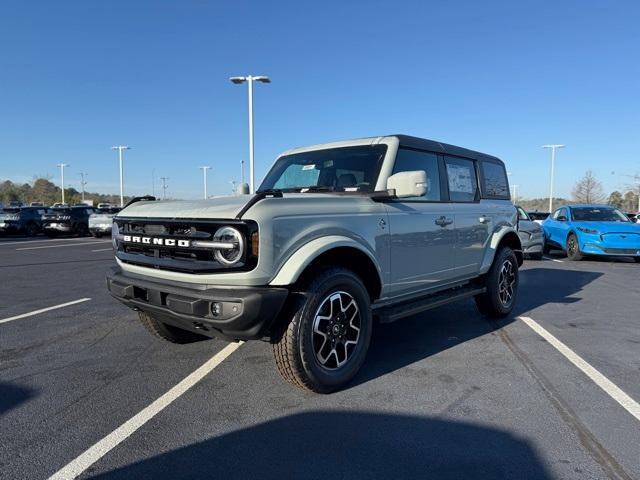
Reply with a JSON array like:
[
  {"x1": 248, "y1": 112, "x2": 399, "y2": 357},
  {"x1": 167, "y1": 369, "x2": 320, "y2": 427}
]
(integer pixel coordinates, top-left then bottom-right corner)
[
  {"x1": 230, "y1": 75, "x2": 271, "y2": 194},
  {"x1": 199, "y1": 166, "x2": 211, "y2": 199},
  {"x1": 542, "y1": 144, "x2": 565, "y2": 213},
  {"x1": 111, "y1": 145, "x2": 131, "y2": 207},
  {"x1": 79, "y1": 172, "x2": 88, "y2": 202},
  {"x1": 56, "y1": 163, "x2": 69, "y2": 204}
]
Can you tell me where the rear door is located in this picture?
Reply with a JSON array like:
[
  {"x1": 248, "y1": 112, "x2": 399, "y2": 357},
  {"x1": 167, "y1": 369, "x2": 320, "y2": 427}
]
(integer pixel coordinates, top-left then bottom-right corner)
[
  {"x1": 444, "y1": 155, "x2": 491, "y2": 277},
  {"x1": 384, "y1": 148, "x2": 456, "y2": 297}
]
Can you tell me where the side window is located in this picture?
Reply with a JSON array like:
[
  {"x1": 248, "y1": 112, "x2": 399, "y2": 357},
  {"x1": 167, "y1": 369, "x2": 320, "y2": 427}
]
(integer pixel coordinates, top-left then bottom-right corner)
[
  {"x1": 391, "y1": 149, "x2": 441, "y2": 201},
  {"x1": 480, "y1": 161, "x2": 509, "y2": 199},
  {"x1": 444, "y1": 156, "x2": 478, "y2": 202},
  {"x1": 552, "y1": 209, "x2": 561, "y2": 220}
]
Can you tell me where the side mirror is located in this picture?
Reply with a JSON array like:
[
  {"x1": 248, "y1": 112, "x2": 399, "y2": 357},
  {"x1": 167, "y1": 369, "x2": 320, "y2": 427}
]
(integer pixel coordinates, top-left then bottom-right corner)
[
  {"x1": 557, "y1": 215, "x2": 568, "y2": 222},
  {"x1": 387, "y1": 170, "x2": 427, "y2": 198}
]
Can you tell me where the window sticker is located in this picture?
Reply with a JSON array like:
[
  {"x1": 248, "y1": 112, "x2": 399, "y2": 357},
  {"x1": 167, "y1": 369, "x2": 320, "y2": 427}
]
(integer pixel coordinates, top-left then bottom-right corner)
[
  {"x1": 448, "y1": 164, "x2": 474, "y2": 193},
  {"x1": 302, "y1": 164, "x2": 315, "y2": 170}
]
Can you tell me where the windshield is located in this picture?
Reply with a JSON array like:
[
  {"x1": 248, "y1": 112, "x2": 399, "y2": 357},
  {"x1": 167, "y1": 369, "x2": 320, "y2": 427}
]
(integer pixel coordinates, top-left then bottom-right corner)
[
  {"x1": 571, "y1": 207, "x2": 629, "y2": 222},
  {"x1": 517, "y1": 207, "x2": 530, "y2": 221},
  {"x1": 258, "y1": 145, "x2": 387, "y2": 193}
]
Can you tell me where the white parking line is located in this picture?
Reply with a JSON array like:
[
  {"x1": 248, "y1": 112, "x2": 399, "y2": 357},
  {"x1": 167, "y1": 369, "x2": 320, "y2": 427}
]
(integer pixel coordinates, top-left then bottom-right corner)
[
  {"x1": 91, "y1": 248, "x2": 113, "y2": 252},
  {"x1": 48, "y1": 341, "x2": 243, "y2": 480},
  {"x1": 16, "y1": 240, "x2": 110, "y2": 251},
  {"x1": 519, "y1": 316, "x2": 640, "y2": 422},
  {"x1": 0, "y1": 237, "x2": 96, "y2": 247},
  {"x1": 0, "y1": 298, "x2": 92, "y2": 325},
  {"x1": 543, "y1": 256, "x2": 564, "y2": 263}
]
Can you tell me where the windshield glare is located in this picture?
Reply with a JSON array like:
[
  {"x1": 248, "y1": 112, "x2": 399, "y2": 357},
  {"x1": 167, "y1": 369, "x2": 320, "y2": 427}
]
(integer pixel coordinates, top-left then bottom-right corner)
[
  {"x1": 571, "y1": 207, "x2": 629, "y2": 222},
  {"x1": 258, "y1": 145, "x2": 387, "y2": 193}
]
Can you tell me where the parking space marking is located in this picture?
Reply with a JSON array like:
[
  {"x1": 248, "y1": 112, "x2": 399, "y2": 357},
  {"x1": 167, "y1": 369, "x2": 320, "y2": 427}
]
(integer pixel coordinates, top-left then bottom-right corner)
[
  {"x1": 48, "y1": 341, "x2": 243, "y2": 480},
  {"x1": 91, "y1": 248, "x2": 113, "y2": 252},
  {"x1": 16, "y1": 240, "x2": 110, "y2": 251},
  {"x1": 0, "y1": 237, "x2": 96, "y2": 247},
  {"x1": 519, "y1": 316, "x2": 640, "y2": 422},
  {"x1": 0, "y1": 298, "x2": 92, "y2": 325},
  {"x1": 543, "y1": 256, "x2": 564, "y2": 263}
]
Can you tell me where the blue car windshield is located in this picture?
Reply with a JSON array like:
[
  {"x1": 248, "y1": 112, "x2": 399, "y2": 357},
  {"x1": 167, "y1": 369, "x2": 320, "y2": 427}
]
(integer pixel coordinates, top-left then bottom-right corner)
[{"x1": 571, "y1": 207, "x2": 629, "y2": 222}]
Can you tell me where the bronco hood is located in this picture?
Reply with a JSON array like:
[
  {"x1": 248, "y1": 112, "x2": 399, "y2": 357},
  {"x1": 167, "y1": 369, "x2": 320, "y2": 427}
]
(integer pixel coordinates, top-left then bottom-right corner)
[{"x1": 118, "y1": 195, "x2": 252, "y2": 220}]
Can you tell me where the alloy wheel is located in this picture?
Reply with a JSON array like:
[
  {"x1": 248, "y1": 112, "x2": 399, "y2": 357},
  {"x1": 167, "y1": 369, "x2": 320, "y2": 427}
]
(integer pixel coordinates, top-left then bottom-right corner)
[
  {"x1": 497, "y1": 260, "x2": 516, "y2": 307},
  {"x1": 312, "y1": 291, "x2": 361, "y2": 370}
]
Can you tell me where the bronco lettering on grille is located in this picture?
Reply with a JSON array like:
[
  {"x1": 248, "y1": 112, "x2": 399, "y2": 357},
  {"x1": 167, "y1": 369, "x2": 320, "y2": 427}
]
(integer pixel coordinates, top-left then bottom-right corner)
[{"x1": 122, "y1": 235, "x2": 191, "y2": 247}]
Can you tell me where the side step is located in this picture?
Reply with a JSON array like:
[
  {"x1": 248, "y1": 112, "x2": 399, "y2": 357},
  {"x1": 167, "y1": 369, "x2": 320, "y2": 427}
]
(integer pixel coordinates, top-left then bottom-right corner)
[{"x1": 375, "y1": 284, "x2": 486, "y2": 324}]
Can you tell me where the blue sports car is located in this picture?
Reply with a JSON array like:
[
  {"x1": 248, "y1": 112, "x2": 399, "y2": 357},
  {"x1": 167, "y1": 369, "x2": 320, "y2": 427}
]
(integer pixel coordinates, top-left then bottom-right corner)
[{"x1": 543, "y1": 204, "x2": 640, "y2": 262}]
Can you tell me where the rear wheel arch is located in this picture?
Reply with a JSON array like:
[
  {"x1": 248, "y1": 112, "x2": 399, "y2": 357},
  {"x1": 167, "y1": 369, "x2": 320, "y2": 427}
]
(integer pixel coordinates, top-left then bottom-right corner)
[{"x1": 496, "y1": 230, "x2": 523, "y2": 266}]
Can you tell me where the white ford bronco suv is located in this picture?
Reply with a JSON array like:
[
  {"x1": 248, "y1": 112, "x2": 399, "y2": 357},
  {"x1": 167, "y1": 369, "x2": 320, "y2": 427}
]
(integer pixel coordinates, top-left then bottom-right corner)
[{"x1": 107, "y1": 135, "x2": 521, "y2": 392}]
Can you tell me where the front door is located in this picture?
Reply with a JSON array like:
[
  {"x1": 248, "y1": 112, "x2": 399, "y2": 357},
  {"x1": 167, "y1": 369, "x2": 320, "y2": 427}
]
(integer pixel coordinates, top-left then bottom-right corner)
[{"x1": 385, "y1": 148, "x2": 457, "y2": 298}]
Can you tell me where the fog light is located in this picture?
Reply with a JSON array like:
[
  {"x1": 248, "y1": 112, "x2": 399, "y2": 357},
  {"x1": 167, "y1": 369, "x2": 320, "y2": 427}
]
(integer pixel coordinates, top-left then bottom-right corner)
[{"x1": 211, "y1": 302, "x2": 222, "y2": 316}]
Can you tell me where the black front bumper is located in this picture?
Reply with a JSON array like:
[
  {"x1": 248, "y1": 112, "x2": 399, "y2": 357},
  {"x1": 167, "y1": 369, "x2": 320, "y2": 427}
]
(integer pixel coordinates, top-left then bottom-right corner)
[{"x1": 106, "y1": 267, "x2": 289, "y2": 341}]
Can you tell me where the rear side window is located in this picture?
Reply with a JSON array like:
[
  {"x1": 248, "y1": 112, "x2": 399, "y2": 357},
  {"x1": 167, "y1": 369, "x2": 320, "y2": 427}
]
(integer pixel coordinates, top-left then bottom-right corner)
[
  {"x1": 444, "y1": 156, "x2": 477, "y2": 202},
  {"x1": 392, "y1": 149, "x2": 441, "y2": 201},
  {"x1": 480, "y1": 161, "x2": 509, "y2": 199}
]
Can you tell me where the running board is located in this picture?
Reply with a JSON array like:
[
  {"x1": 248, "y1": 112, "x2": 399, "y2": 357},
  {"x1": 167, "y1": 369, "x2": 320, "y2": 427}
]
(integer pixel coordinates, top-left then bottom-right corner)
[{"x1": 375, "y1": 284, "x2": 486, "y2": 324}]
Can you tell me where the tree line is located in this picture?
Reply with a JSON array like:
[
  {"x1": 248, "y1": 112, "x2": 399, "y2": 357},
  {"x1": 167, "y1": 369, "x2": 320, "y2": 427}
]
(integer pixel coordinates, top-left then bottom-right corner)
[{"x1": 0, "y1": 177, "x2": 129, "y2": 206}]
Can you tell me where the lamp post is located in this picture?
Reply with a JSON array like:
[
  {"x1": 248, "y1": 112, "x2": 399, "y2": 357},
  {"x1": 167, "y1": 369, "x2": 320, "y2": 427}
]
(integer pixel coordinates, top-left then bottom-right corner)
[
  {"x1": 111, "y1": 145, "x2": 131, "y2": 207},
  {"x1": 56, "y1": 163, "x2": 69, "y2": 204},
  {"x1": 510, "y1": 185, "x2": 519, "y2": 203},
  {"x1": 230, "y1": 75, "x2": 271, "y2": 193},
  {"x1": 79, "y1": 172, "x2": 88, "y2": 202},
  {"x1": 542, "y1": 144, "x2": 565, "y2": 213},
  {"x1": 160, "y1": 177, "x2": 169, "y2": 200},
  {"x1": 199, "y1": 166, "x2": 211, "y2": 199}
]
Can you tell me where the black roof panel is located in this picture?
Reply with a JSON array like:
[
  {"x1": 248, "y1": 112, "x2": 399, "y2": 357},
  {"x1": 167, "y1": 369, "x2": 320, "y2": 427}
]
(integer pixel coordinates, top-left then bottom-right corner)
[{"x1": 393, "y1": 134, "x2": 503, "y2": 164}]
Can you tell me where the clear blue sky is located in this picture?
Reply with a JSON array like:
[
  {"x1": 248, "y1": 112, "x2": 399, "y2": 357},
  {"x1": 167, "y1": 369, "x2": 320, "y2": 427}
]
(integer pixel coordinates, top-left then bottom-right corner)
[{"x1": 1, "y1": 0, "x2": 639, "y2": 200}]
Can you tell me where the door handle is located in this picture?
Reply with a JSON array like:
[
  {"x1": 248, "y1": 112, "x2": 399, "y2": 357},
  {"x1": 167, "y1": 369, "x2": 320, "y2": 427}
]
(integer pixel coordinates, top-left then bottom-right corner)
[
  {"x1": 435, "y1": 216, "x2": 453, "y2": 227},
  {"x1": 479, "y1": 215, "x2": 490, "y2": 224}
]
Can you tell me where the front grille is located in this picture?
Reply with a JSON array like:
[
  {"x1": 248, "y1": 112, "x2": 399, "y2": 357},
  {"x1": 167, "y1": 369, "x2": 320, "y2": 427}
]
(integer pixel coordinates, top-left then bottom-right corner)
[
  {"x1": 603, "y1": 248, "x2": 639, "y2": 255},
  {"x1": 114, "y1": 217, "x2": 258, "y2": 274}
]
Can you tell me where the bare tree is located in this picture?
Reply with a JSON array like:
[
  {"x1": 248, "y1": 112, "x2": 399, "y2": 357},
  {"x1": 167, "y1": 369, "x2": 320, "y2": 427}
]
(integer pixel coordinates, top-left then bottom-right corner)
[{"x1": 571, "y1": 170, "x2": 606, "y2": 204}]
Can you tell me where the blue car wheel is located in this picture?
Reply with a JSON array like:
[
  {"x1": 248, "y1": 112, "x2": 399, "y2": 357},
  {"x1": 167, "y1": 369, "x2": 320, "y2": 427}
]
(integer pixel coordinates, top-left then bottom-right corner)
[{"x1": 566, "y1": 233, "x2": 583, "y2": 261}]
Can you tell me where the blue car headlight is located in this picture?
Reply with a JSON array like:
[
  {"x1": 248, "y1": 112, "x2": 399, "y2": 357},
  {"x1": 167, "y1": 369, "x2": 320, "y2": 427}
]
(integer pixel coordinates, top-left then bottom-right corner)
[{"x1": 577, "y1": 227, "x2": 600, "y2": 235}]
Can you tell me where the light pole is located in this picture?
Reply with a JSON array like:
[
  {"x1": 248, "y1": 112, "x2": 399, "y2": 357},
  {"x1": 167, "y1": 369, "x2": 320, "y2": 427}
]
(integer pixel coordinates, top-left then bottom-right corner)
[
  {"x1": 56, "y1": 163, "x2": 69, "y2": 204},
  {"x1": 542, "y1": 144, "x2": 565, "y2": 213},
  {"x1": 240, "y1": 159, "x2": 245, "y2": 185},
  {"x1": 230, "y1": 75, "x2": 271, "y2": 194},
  {"x1": 510, "y1": 185, "x2": 519, "y2": 203},
  {"x1": 160, "y1": 177, "x2": 169, "y2": 200},
  {"x1": 111, "y1": 145, "x2": 131, "y2": 207},
  {"x1": 199, "y1": 166, "x2": 211, "y2": 199},
  {"x1": 79, "y1": 172, "x2": 88, "y2": 202}
]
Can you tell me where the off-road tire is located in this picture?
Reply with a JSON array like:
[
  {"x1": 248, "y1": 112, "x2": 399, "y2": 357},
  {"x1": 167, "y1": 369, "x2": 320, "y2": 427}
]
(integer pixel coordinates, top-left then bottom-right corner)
[
  {"x1": 76, "y1": 223, "x2": 89, "y2": 237},
  {"x1": 272, "y1": 268, "x2": 372, "y2": 393},
  {"x1": 137, "y1": 311, "x2": 207, "y2": 344},
  {"x1": 566, "y1": 233, "x2": 583, "y2": 261},
  {"x1": 475, "y1": 247, "x2": 519, "y2": 318}
]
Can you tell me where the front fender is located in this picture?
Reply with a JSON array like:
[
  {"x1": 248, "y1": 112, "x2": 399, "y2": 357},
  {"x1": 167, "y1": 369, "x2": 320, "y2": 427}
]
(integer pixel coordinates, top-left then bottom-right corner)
[
  {"x1": 479, "y1": 226, "x2": 522, "y2": 274},
  {"x1": 269, "y1": 235, "x2": 382, "y2": 286}
]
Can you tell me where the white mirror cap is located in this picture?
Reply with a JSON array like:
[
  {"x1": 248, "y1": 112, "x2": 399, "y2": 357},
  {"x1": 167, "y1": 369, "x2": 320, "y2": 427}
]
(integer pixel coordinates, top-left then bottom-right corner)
[{"x1": 387, "y1": 170, "x2": 427, "y2": 198}]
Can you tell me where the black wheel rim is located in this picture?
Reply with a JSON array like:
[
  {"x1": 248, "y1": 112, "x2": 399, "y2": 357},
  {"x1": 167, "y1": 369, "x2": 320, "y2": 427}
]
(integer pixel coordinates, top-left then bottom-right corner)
[
  {"x1": 312, "y1": 291, "x2": 361, "y2": 370},
  {"x1": 498, "y1": 260, "x2": 516, "y2": 307},
  {"x1": 568, "y1": 236, "x2": 578, "y2": 256}
]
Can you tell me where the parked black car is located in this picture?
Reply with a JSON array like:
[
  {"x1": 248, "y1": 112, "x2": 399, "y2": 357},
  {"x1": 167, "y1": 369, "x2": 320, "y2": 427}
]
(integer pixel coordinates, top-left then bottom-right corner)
[
  {"x1": 41, "y1": 206, "x2": 95, "y2": 237},
  {"x1": 0, "y1": 206, "x2": 46, "y2": 236},
  {"x1": 527, "y1": 211, "x2": 550, "y2": 223}
]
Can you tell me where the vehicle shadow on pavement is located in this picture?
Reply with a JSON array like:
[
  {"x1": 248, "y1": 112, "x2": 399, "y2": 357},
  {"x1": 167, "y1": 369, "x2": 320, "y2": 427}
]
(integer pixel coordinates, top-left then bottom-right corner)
[
  {"x1": 353, "y1": 267, "x2": 602, "y2": 388},
  {"x1": 87, "y1": 411, "x2": 552, "y2": 480},
  {"x1": 0, "y1": 381, "x2": 37, "y2": 416}
]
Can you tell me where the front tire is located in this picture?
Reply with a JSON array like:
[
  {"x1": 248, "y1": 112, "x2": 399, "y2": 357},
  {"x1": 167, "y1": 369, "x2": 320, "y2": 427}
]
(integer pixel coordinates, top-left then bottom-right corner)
[
  {"x1": 137, "y1": 311, "x2": 207, "y2": 344},
  {"x1": 273, "y1": 268, "x2": 372, "y2": 393},
  {"x1": 633, "y1": 257, "x2": 640, "y2": 263},
  {"x1": 475, "y1": 247, "x2": 519, "y2": 318},
  {"x1": 566, "y1": 233, "x2": 583, "y2": 261}
]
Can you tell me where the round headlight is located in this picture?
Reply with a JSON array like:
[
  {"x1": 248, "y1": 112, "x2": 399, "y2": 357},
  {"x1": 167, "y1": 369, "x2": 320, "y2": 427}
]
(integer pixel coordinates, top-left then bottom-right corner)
[{"x1": 213, "y1": 226, "x2": 244, "y2": 265}]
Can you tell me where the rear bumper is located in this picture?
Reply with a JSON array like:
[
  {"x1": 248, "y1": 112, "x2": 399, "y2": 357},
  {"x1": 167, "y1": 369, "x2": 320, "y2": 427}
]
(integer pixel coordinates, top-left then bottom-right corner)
[
  {"x1": 106, "y1": 267, "x2": 289, "y2": 341},
  {"x1": 89, "y1": 225, "x2": 111, "y2": 234}
]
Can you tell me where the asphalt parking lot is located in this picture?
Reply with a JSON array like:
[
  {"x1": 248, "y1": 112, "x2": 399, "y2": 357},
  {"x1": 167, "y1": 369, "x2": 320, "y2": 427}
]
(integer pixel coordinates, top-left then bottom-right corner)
[{"x1": 1, "y1": 236, "x2": 639, "y2": 480}]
